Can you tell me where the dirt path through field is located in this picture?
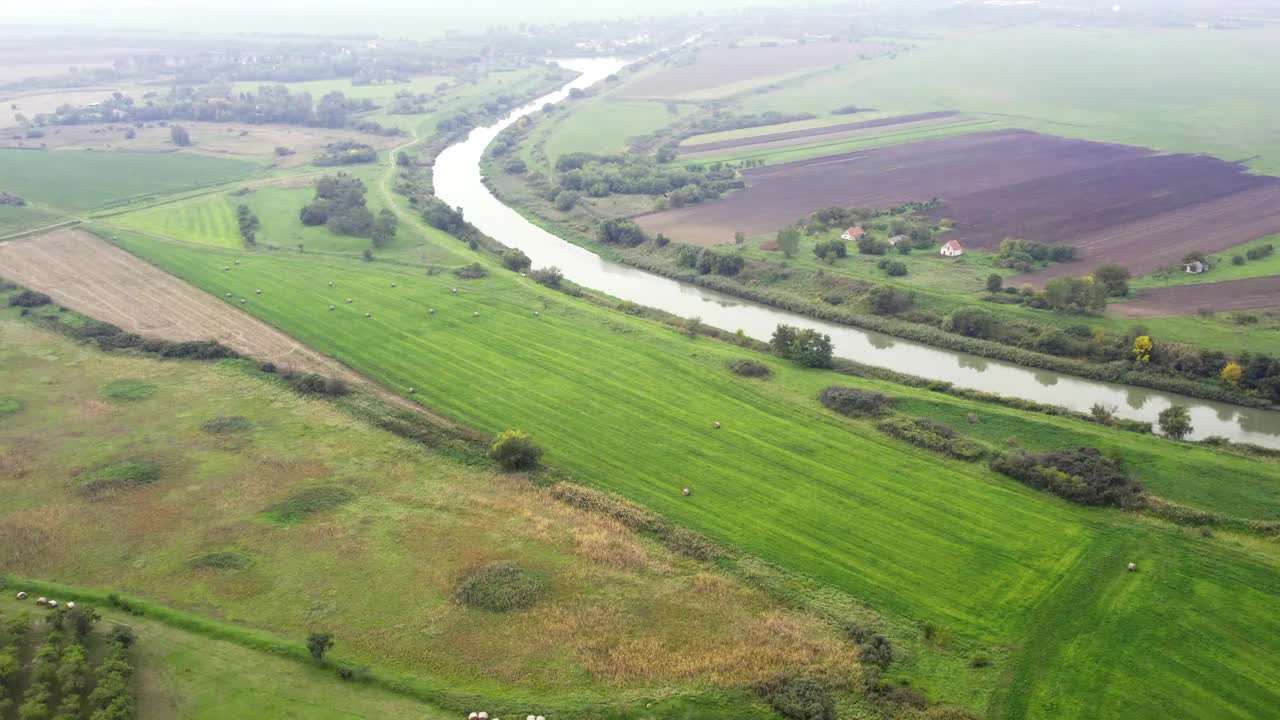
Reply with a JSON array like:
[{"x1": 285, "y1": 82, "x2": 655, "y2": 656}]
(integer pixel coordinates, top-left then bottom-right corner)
[
  {"x1": 0, "y1": 228, "x2": 453, "y2": 424},
  {"x1": 1110, "y1": 276, "x2": 1280, "y2": 318}
]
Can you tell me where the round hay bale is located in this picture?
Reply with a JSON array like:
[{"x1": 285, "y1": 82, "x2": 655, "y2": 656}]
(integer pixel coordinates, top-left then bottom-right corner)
[
  {"x1": 428, "y1": 308, "x2": 435, "y2": 314},
  {"x1": 1127, "y1": 562, "x2": 1137, "y2": 572},
  {"x1": 223, "y1": 266, "x2": 230, "y2": 271},
  {"x1": 240, "y1": 299, "x2": 246, "y2": 304},
  {"x1": 533, "y1": 311, "x2": 539, "y2": 316},
  {"x1": 66, "y1": 601, "x2": 75, "y2": 609},
  {"x1": 682, "y1": 488, "x2": 691, "y2": 496},
  {"x1": 469, "y1": 714, "x2": 478, "y2": 720},
  {"x1": 451, "y1": 288, "x2": 458, "y2": 294},
  {"x1": 713, "y1": 421, "x2": 721, "y2": 429},
  {"x1": 48, "y1": 600, "x2": 58, "y2": 608},
  {"x1": 390, "y1": 282, "x2": 396, "y2": 287},
  {"x1": 37, "y1": 596, "x2": 47, "y2": 605},
  {"x1": 365, "y1": 312, "x2": 371, "y2": 318},
  {"x1": 473, "y1": 311, "x2": 480, "y2": 317},
  {"x1": 255, "y1": 289, "x2": 262, "y2": 294},
  {"x1": 16, "y1": 591, "x2": 27, "y2": 600},
  {"x1": 346, "y1": 298, "x2": 353, "y2": 303},
  {"x1": 225, "y1": 292, "x2": 232, "y2": 297},
  {"x1": 328, "y1": 281, "x2": 334, "y2": 287},
  {"x1": 408, "y1": 387, "x2": 416, "y2": 394},
  {"x1": 234, "y1": 260, "x2": 240, "y2": 265},
  {"x1": 520, "y1": 272, "x2": 527, "y2": 277},
  {"x1": 328, "y1": 305, "x2": 335, "y2": 311}
]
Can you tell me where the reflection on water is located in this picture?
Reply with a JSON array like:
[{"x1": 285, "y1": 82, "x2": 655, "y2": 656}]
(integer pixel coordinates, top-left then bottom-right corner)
[{"x1": 431, "y1": 56, "x2": 1280, "y2": 449}]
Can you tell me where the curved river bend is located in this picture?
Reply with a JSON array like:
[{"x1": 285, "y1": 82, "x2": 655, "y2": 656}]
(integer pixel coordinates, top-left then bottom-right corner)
[{"x1": 434, "y1": 57, "x2": 1280, "y2": 447}]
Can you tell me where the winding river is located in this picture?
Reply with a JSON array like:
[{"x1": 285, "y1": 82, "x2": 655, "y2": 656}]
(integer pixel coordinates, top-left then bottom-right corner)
[{"x1": 433, "y1": 57, "x2": 1280, "y2": 447}]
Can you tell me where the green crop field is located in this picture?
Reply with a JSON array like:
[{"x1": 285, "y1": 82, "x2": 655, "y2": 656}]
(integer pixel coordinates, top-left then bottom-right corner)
[
  {"x1": 1133, "y1": 235, "x2": 1280, "y2": 289},
  {"x1": 543, "y1": 96, "x2": 679, "y2": 162},
  {"x1": 97, "y1": 226, "x2": 1280, "y2": 719},
  {"x1": 0, "y1": 148, "x2": 258, "y2": 213},
  {"x1": 0, "y1": 203, "x2": 65, "y2": 236},
  {"x1": 735, "y1": 25, "x2": 1280, "y2": 175}
]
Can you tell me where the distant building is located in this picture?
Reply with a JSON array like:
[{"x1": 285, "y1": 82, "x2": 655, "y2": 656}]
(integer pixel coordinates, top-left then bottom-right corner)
[
  {"x1": 941, "y1": 239, "x2": 964, "y2": 257},
  {"x1": 841, "y1": 226, "x2": 865, "y2": 241},
  {"x1": 1183, "y1": 260, "x2": 1208, "y2": 274},
  {"x1": 887, "y1": 235, "x2": 907, "y2": 247}
]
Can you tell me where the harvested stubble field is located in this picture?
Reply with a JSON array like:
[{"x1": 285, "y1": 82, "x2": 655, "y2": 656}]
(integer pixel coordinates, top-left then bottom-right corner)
[
  {"x1": 639, "y1": 130, "x2": 1280, "y2": 274},
  {"x1": 679, "y1": 110, "x2": 958, "y2": 154},
  {"x1": 0, "y1": 229, "x2": 351, "y2": 378},
  {"x1": 1114, "y1": 275, "x2": 1280, "y2": 318},
  {"x1": 620, "y1": 42, "x2": 893, "y2": 100},
  {"x1": 52, "y1": 226, "x2": 1280, "y2": 719}
]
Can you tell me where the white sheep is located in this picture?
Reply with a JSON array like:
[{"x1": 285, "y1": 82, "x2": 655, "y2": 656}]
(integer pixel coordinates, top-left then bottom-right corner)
[
  {"x1": 408, "y1": 387, "x2": 416, "y2": 394},
  {"x1": 451, "y1": 288, "x2": 458, "y2": 294}
]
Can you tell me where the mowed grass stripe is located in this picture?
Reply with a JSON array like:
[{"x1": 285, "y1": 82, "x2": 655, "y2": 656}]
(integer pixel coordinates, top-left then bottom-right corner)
[
  {"x1": 116, "y1": 193, "x2": 242, "y2": 248},
  {"x1": 107, "y1": 231, "x2": 1280, "y2": 719}
]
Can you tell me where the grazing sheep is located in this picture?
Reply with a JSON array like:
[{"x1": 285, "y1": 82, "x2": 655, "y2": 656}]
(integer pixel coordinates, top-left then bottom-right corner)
[
  {"x1": 15, "y1": 591, "x2": 27, "y2": 600},
  {"x1": 682, "y1": 488, "x2": 691, "y2": 496},
  {"x1": 1127, "y1": 562, "x2": 1137, "y2": 572}
]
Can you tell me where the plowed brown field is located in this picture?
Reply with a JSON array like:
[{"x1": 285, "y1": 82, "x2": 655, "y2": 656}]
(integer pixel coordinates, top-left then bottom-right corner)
[
  {"x1": 680, "y1": 111, "x2": 958, "y2": 154},
  {"x1": 1112, "y1": 276, "x2": 1280, "y2": 318},
  {"x1": 638, "y1": 130, "x2": 1280, "y2": 281}
]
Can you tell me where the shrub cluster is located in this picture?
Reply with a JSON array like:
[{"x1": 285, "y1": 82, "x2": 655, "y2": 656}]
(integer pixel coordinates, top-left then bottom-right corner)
[
  {"x1": 236, "y1": 203, "x2": 259, "y2": 245},
  {"x1": 728, "y1": 359, "x2": 771, "y2": 377},
  {"x1": 453, "y1": 262, "x2": 488, "y2": 279},
  {"x1": 489, "y1": 430, "x2": 543, "y2": 471},
  {"x1": 454, "y1": 562, "x2": 548, "y2": 612},
  {"x1": 819, "y1": 386, "x2": 894, "y2": 417},
  {"x1": 77, "y1": 460, "x2": 162, "y2": 496},
  {"x1": 529, "y1": 266, "x2": 563, "y2": 288},
  {"x1": 553, "y1": 152, "x2": 742, "y2": 207},
  {"x1": 877, "y1": 416, "x2": 983, "y2": 461},
  {"x1": 991, "y1": 448, "x2": 1143, "y2": 507},
  {"x1": 280, "y1": 370, "x2": 349, "y2": 397},
  {"x1": 313, "y1": 140, "x2": 377, "y2": 166},
  {"x1": 500, "y1": 248, "x2": 532, "y2": 272},
  {"x1": 597, "y1": 218, "x2": 648, "y2": 247},
  {"x1": 753, "y1": 676, "x2": 836, "y2": 720},
  {"x1": 771, "y1": 324, "x2": 834, "y2": 368},
  {"x1": 7, "y1": 289, "x2": 51, "y2": 307},
  {"x1": 300, "y1": 173, "x2": 375, "y2": 237},
  {"x1": 995, "y1": 238, "x2": 1076, "y2": 271},
  {"x1": 88, "y1": 628, "x2": 136, "y2": 720}
]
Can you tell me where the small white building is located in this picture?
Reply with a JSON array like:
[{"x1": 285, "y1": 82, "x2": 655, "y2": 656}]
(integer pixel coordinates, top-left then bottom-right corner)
[
  {"x1": 887, "y1": 235, "x2": 907, "y2": 247},
  {"x1": 841, "y1": 226, "x2": 866, "y2": 242},
  {"x1": 941, "y1": 239, "x2": 964, "y2": 257},
  {"x1": 1183, "y1": 260, "x2": 1208, "y2": 274}
]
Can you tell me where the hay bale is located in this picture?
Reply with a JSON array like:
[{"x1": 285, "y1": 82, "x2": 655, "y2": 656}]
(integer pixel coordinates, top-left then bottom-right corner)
[
  {"x1": 346, "y1": 298, "x2": 353, "y2": 303},
  {"x1": 451, "y1": 288, "x2": 459, "y2": 294},
  {"x1": 15, "y1": 591, "x2": 27, "y2": 600},
  {"x1": 66, "y1": 601, "x2": 75, "y2": 609},
  {"x1": 1127, "y1": 562, "x2": 1137, "y2": 572},
  {"x1": 240, "y1": 299, "x2": 246, "y2": 304},
  {"x1": 390, "y1": 282, "x2": 396, "y2": 287},
  {"x1": 428, "y1": 308, "x2": 435, "y2": 314},
  {"x1": 225, "y1": 292, "x2": 232, "y2": 297},
  {"x1": 713, "y1": 421, "x2": 721, "y2": 429},
  {"x1": 408, "y1": 387, "x2": 416, "y2": 394},
  {"x1": 255, "y1": 289, "x2": 262, "y2": 294},
  {"x1": 234, "y1": 260, "x2": 240, "y2": 265},
  {"x1": 223, "y1": 266, "x2": 230, "y2": 271},
  {"x1": 533, "y1": 311, "x2": 539, "y2": 316},
  {"x1": 48, "y1": 600, "x2": 58, "y2": 608},
  {"x1": 364, "y1": 312, "x2": 371, "y2": 318},
  {"x1": 328, "y1": 305, "x2": 335, "y2": 311},
  {"x1": 473, "y1": 311, "x2": 480, "y2": 317},
  {"x1": 682, "y1": 488, "x2": 691, "y2": 496},
  {"x1": 328, "y1": 281, "x2": 334, "y2": 287}
]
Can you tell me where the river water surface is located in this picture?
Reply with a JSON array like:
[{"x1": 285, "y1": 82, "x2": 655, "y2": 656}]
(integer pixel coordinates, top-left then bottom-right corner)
[{"x1": 433, "y1": 57, "x2": 1280, "y2": 447}]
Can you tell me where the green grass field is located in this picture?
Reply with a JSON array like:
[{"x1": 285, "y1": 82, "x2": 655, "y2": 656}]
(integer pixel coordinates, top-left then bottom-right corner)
[
  {"x1": 0, "y1": 308, "x2": 838, "y2": 718},
  {"x1": 114, "y1": 192, "x2": 243, "y2": 248},
  {"x1": 543, "y1": 96, "x2": 679, "y2": 161},
  {"x1": 735, "y1": 25, "x2": 1280, "y2": 174},
  {"x1": 97, "y1": 227, "x2": 1280, "y2": 719},
  {"x1": 1133, "y1": 235, "x2": 1280, "y2": 289},
  {"x1": 0, "y1": 148, "x2": 258, "y2": 213},
  {"x1": 231, "y1": 75, "x2": 455, "y2": 102},
  {"x1": 0, "y1": 202, "x2": 65, "y2": 236}
]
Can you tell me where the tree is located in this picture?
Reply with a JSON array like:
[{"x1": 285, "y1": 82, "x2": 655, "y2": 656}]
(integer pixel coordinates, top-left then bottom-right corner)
[
  {"x1": 986, "y1": 273, "x2": 1003, "y2": 294},
  {"x1": 395, "y1": 151, "x2": 411, "y2": 167},
  {"x1": 945, "y1": 308, "x2": 995, "y2": 339},
  {"x1": 776, "y1": 227, "x2": 801, "y2": 258},
  {"x1": 1089, "y1": 403, "x2": 1117, "y2": 425},
  {"x1": 770, "y1": 324, "x2": 834, "y2": 368},
  {"x1": 170, "y1": 125, "x2": 190, "y2": 146},
  {"x1": 1221, "y1": 361, "x2": 1244, "y2": 387},
  {"x1": 371, "y1": 209, "x2": 397, "y2": 248},
  {"x1": 1132, "y1": 335, "x2": 1153, "y2": 363},
  {"x1": 501, "y1": 248, "x2": 532, "y2": 272},
  {"x1": 734, "y1": 231, "x2": 746, "y2": 245},
  {"x1": 1158, "y1": 405, "x2": 1193, "y2": 440},
  {"x1": 1093, "y1": 264, "x2": 1131, "y2": 297},
  {"x1": 489, "y1": 430, "x2": 542, "y2": 471},
  {"x1": 307, "y1": 632, "x2": 334, "y2": 662}
]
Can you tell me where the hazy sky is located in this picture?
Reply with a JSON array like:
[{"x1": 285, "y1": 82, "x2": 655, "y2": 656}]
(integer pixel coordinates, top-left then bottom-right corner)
[{"x1": 1, "y1": 0, "x2": 775, "y2": 34}]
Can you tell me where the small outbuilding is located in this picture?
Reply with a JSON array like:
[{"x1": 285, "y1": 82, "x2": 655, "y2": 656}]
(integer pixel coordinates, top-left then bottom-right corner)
[
  {"x1": 1183, "y1": 260, "x2": 1207, "y2": 274},
  {"x1": 887, "y1": 235, "x2": 907, "y2": 247},
  {"x1": 941, "y1": 239, "x2": 964, "y2": 257},
  {"x1": 841, "y1": 226, "x2": 866, "y2": 242}
]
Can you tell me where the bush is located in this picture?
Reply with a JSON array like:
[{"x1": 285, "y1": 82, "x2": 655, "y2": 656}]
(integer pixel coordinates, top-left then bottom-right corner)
[
  {"x1": 884, "y1": 260, "x2": 908, "y2": 276},
  {"x1": 754, "y1": 677, "x2": 836, "y2": 720},
  {"x1": 1158, "y1": 404, "x2": 1193, "y2": 440},
  {"x1": 597, "y1": 218, "x2": 647, "y2": 247},
  {"x1": 78, "y1": 460, "x2": 161, "y2": 496},
  {"x1": 877, "y1": 416, "x2": 983, "y2": 460},
  {"x1": 501, "y1": 248, "x2": 532, "y2": 272},
  {"x1": 991, "y1": 448, "x2": 1142, "y2": 507},
  {"x1": 265, "y1": 486, "x2": 355, "y2": 524},
  {"x1": 336, "y1": 664, "x2": 370, "y2": 681},
  {"x1": 454, "y1": 562, "x2": 548, "y2": 612},
  {"x1": 554, "y1": 189, "x2": 581, "y2": 211},
  {"x1": 859, "y1": 633, "x2": 893, "y2": 669},
  {"x1": 200, "y1": 416, "x2": 252, "y2": 433},
  {"x1": 728, "y1": 359, "x2": 771, "y2": 377},
  {"x1": 504, "y1": 158, "x2": 527, "y2": 174},
  {"x1": 866, "y1": 285, "x2": 914, "y2": 315},
  {"x1": 819, "y1": 386, "x2": 894, "y2": 417},
  {"x1": 489, "y1": 430, "x2": 542, "y2": 471},
  {"x1": 290, "y1": 373, "x2": 348, "y2": 396},
  {"x1": 453, "y1": 262, "x2": 488, "y2": 279},
  {"x1": 969, "y1": 655, "x2": 991, "y2": 668},
  {"x1": 529, "y1": 266, "x2": 563, "y2": 288},
  {"x1": 944, "y1": 308, "x2": 995, "y2": 338},
  {"x1": 8, "y1": 289, "x2": 51, "y2": 307}
]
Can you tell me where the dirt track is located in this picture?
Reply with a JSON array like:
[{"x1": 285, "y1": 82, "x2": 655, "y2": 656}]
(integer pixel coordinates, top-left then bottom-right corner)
[
  {"x1": 0, "y1": 229, "x2": 355, "y2": 378},
  {"x1": 1111, "y1": 276, "x2": 1280, "y2": 318},
  {"x1": 680, "y1": 111, "x2": 958, "y2": 154}
]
